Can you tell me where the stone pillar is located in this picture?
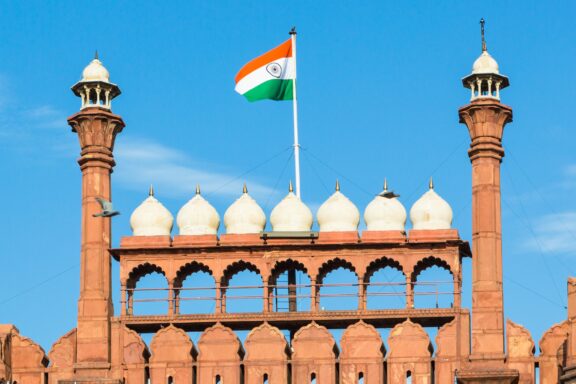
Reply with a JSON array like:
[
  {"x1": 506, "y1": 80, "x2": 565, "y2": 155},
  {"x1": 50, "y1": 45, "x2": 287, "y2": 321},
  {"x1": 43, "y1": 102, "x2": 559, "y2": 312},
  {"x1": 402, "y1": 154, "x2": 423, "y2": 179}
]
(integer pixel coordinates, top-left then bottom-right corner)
[
  {"x1": 311, "y1": 277, "x2": 319, "y2": 312},
  {"x1": 67, "y1": 107, "x2": 124, "y2": 377},
  {"x1": 120, "y1": 285, "x2": 126, "y2": 316},
  {"x1": 263, "y1": 278, "x2": 270, "y2": 313},
  {"x1": 458, "y1": 99, "x2": 518, "y2": 383},
  {"x1": 168, "y1": 282, "x2": 174, "y2": 315},
  {"x1": 560, "y1": 278, "x2": 576, "y2": 383},
  {"x1": 357, "y1": 276, "x2": 366, "y2": 310},
  {"x1": 459, "y1": 99, "x2": 511, "y2": 362},
  {"x1": 406, "y1": 275, "x2": 414, "y2": 309}
]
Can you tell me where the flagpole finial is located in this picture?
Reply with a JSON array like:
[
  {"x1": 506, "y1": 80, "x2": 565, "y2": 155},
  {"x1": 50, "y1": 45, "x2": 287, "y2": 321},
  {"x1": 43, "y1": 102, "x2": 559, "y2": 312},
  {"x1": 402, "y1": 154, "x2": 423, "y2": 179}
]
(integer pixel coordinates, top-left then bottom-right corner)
[
  {"x1": 196, "y1": 184, "x2": 201, "y2": 195},
  {"x1": 335, "y1": 179, "x2": 340, "y2": 192},
  {"x1": 289, "y1": 180, "x2": 294, "y2": 193},
  {"x1": 289, "y1": 26, "x2": 297, "y2": 35},
  {"x1": 383, "y1": 178, "x2": 388, "y2": 192},
  {"x1": 429, "y1": 177, "x2": 434, "y2": 190},
  {"x1": 149, "y1": 184, "x2": 154, "y2": 196},
  {"x1": 95, "y1": 49, "x2": 99, "y2": 60},
  {"x1": 480, "y1": 18, "x2": 487, "y2": 52},
  {"x1": 243, "y1": 183, "x2": 248, "y2": 194}
]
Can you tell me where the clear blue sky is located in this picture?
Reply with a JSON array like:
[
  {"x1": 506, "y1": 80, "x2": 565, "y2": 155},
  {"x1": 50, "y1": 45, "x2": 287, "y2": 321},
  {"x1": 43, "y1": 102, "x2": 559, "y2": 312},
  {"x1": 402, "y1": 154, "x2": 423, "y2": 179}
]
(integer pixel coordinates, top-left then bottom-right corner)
[{"x1": 1, "y1": 1, "x2": 576, "y2": 353}]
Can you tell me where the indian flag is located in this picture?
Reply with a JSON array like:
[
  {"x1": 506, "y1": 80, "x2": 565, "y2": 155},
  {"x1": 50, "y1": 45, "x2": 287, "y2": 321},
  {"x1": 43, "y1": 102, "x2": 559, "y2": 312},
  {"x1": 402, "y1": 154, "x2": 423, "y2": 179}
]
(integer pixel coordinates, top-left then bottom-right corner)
[{"x1": 235, "y1": 38, "x2": 295, "y2": 102}]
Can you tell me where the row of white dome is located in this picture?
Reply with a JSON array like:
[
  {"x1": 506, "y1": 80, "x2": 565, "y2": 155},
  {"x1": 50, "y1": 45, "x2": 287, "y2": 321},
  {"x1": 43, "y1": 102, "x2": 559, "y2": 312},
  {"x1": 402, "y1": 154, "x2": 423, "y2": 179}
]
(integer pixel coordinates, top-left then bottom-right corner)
[{"x1": 129, "y1": 180, "x2": 453, "y2": 236}]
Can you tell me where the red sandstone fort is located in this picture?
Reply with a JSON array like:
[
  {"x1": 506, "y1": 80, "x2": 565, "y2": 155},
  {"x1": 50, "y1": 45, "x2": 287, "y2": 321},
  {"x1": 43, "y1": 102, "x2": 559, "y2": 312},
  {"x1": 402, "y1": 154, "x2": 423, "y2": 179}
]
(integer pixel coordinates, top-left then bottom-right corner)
[{"x1": 1, "y1": 28, "x2": 576, "y2": 384}]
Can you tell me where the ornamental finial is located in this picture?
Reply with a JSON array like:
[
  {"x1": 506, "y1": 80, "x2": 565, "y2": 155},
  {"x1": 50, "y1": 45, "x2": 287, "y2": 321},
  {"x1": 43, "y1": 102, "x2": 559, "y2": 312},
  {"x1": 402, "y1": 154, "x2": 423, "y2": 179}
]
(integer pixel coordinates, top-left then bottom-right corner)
[
  {"x1": 480, "y1": 18, "x2": 487, "y2": 52},
  {"x1": 149, "y1": 184, "x2": 154, "y2": 196}
]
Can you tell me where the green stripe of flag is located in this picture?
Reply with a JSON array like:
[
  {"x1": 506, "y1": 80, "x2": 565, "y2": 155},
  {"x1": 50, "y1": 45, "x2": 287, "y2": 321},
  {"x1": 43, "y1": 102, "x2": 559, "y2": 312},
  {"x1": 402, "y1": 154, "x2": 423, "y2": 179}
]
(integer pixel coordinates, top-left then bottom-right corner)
[{"x1": 243, "y1": 79, "x2": 294, "y2": 102}]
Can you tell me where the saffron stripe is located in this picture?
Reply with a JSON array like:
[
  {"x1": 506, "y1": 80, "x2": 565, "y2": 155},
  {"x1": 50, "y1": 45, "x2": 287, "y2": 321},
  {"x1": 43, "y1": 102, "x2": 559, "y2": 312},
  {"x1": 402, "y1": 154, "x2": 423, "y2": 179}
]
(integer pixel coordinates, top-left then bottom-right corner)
[{"x1": 235, "y1": 38, "x2": 292, "y2": 83}]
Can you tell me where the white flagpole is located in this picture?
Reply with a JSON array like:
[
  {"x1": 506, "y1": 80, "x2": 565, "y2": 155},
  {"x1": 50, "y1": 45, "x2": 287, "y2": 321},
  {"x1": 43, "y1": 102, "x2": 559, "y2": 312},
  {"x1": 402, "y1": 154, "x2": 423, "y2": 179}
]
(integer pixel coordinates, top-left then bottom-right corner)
[{"x1": 289, "y1": 27, "x2": 301, "y2": 198}]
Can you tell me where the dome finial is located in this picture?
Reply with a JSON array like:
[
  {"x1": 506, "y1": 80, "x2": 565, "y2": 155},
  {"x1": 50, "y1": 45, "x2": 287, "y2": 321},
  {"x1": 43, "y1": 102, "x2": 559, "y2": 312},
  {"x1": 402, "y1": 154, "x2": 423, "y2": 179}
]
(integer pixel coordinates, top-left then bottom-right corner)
[
  {"x1": 383, "y1": 178, "x2": 388, "y2": 192},
  {"x1": 94, "y1": 49, "x2": 99, "y2": 60},
  {"x1": 289, "y1": 180, "x2": 294, "y2": 193},
  {"x1": 196, "y1": 184, "x2": 201, "y2": 195},
  {"x1": 243, "y1": 183, "x2": 248, "y2": 194},
  {"x1": 480, "y1": 18, "x2": 487, "y2": 52},
  {"x1": 149, "y1": 184, "x2": 155, "y2": 196},
  {"x1": 429, "y1": 177, "x2": 434, "y2": 190},
  {"x1": 335, "y1": 179, "x2": 340, "y2": 192}
]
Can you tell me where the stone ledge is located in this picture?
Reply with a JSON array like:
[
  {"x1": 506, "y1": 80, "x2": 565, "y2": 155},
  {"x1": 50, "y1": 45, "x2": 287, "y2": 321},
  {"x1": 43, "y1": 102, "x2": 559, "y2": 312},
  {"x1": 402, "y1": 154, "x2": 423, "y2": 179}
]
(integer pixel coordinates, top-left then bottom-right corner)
[
  {"x1": 173, "y1": 234, "x2": 218, "y2": 247},
  {"x1": 408, "y1": 229, "x2": 460, "y2": 242},
  {"x1": 361, "y1": 230, "x2": 406, "y2": 243},
  {"x1": 120, "y1": 235, "x2": 172, "y2": 248},
  {"x1": 317, "y1": 231, "x2": 359, "y2": 244}
]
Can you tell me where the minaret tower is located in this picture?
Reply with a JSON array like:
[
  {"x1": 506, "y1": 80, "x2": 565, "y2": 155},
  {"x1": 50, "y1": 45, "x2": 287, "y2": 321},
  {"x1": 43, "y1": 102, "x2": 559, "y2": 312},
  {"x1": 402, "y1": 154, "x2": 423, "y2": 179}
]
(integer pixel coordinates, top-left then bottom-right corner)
[
  {"x1": 457, "y1": 20, "x2": 518, "y2": 383},
  {"x1": 67, "y1": 53, "x2": 124, "y2": 379}
]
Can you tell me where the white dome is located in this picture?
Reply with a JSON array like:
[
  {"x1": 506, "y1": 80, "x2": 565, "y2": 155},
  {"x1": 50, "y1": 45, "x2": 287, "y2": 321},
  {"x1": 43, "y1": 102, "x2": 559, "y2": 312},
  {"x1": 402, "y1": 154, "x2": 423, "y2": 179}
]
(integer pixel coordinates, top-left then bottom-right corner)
[
  {"x1": 177, "y1": 185, "x2": 220, "y2": 235},
  {"x1": 317, "y1": 181, "x2": 360, "y2": 232},
  {"x1": 270, "y1": 183, "x2": 313, "y2": 231},
  {"x1": 223, "y1": 185, "x2": 266, "y2": 234},
  {"x1": 82, "y1": 56, "x2": 110, "y2": 82},
  {"x1": 130, "y1": 187, "x2": 174, "y2": 236},
  {"x1": 364, "y1": 181, "x2": 407, "y2": 231},
  {"x1": 472, "y1": 50, "x2": 499, "y2": 75},
  {"x1": 409, "y1": 180, "x2": 453, "y2": 230}
]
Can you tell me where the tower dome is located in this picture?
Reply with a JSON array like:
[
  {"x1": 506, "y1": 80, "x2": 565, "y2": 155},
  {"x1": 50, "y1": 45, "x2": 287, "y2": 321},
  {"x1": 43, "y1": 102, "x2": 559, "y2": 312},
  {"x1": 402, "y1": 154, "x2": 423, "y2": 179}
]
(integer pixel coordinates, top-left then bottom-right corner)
[
  {"x1": 364, "y1": 179, "x2": 407, "y2": 231},
  {"x1": 130, "y1": 186, "x2": 174, "y2": 236},
  {"x1": 176, "y1": 185, "x2": 220, "y2": 235},
  {"x1": 409, "y1": 179, "x2": 453, "y2": 230},
  {"x1": 270, "y1": 182, "x2": 313, "y2": 232},
  {"x1": 317, "y1": 181, "x2": 360, "y2": 232},
  {"x1": 223, "y1": 184, "x2": 266, "y2": 234},
  {"x1": 82, "y1": 54, "x2": 111, "y2": 83},
  {"x1": 472, "y1": 50, "x2": 500, "y2": 75}
]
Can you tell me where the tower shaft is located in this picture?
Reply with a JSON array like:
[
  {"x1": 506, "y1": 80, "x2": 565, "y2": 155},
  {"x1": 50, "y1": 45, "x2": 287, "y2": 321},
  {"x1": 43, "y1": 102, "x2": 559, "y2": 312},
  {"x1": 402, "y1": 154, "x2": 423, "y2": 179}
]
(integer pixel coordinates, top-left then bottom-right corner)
[
  {"x1": 459, "y1": 99, "x2": 512, "y2": 361},
  {"x1": 67, "y1": 108, "x2": 124, "y2": 375}
]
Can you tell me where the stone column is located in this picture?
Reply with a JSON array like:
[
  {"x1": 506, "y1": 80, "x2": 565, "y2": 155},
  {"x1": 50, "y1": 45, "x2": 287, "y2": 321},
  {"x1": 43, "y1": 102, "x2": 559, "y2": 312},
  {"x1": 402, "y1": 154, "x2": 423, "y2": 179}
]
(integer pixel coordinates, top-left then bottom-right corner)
[
  {"x1": 459, "y1": 99, "x2": 512, "y2": 363},
  {"x1": 357, "y1": 276, "x2": 366, "y2": 310},
  {"x1": 406, "y1": 275, "x2": 414, "y2": 309},
  {"x1": 168, "y1": 282, "x2": 175, "y2": 315},
  {"x1": 311, "y1": 276, "x2": 319, "y2": 312},
  {"x1": 67, "y1": 107, "x2": 124, "y2": 376},
  {"x1": 560, "y1": 278, "x2": 576, "y2": 383},
  {"x1": 457, "y1": 98, "x2": 519, "y2": 384}
]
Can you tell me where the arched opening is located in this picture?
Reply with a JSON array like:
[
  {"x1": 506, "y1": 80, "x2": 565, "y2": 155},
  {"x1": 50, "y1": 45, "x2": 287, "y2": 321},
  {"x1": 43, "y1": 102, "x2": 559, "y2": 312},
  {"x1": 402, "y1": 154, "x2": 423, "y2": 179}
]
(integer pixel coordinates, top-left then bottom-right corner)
[
  {"x1": 358, "y1": 372, "x2": 364, "y2": 384},
  {"x1": 406, "y1": 370, "x2": 412, "y2": 384},
  {"x1": 263, "y1": 373, "x2": 269, "y2": 384},
  {"x1": 413, "y1": 258, "x2": 454, "y2": 309},
  {"x1": 175, "y1": 262, "x2": 215, "y2": 314},
  {"x1": 270, "y1": 260, "x2": 311, "y2": 312},
  {"x1": 222, "y1": 261, "x2": 263, "y2": 313},
  {"x1": 127, "y1": 264, "x2": 168, "y2": 315},
  {"x1": 366, "y1": 258, "x2": 405, "y2": 309},
  {"x1": 318, "y1": 259, "x2": 358, "y2": 311},
  {"x1": 311, "y1": 372, "x2": 317, "y2": 384},
  {"x1": 215, "y1": 374, "x2": 222, "y2": 384},
  {"x1": 167, "y1": 376, "x2": 173, "y2": 384}
]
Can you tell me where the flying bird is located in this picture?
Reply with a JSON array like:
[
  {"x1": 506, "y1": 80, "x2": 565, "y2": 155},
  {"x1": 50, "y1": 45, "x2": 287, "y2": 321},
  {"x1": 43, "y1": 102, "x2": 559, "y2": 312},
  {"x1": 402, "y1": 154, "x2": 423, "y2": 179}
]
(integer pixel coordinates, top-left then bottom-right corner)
[{"x1": 93, "y1": 197, "x2": 120, "y2": 217}]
